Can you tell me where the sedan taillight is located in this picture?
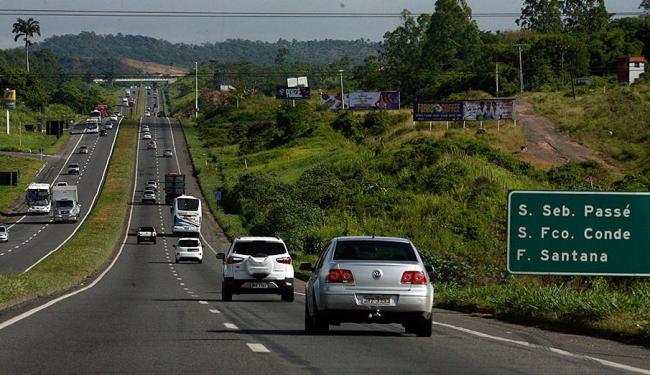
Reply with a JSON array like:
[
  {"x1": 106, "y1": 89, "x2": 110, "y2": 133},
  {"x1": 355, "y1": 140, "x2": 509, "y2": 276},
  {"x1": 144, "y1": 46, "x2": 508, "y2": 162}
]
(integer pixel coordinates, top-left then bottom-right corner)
[
  {"x1": 226, "y1": 256, "x2": 244, "y2": 264},
  {"x1": 400, "y1": 271, "x2": 427, "y2": 285},
  {"x1": 276, "y1": 257, "x2": 292, "y2": 265},
  {"x1": 327, "y1": 269, "x2": 354, "y2": 283}
]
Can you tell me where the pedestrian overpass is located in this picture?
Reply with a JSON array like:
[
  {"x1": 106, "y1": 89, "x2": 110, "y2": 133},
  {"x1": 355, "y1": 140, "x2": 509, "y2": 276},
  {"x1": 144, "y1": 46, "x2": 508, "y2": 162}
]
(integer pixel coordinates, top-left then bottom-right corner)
[{"x1": 93, "y1": 75, "x2": 184, "y2": 84}]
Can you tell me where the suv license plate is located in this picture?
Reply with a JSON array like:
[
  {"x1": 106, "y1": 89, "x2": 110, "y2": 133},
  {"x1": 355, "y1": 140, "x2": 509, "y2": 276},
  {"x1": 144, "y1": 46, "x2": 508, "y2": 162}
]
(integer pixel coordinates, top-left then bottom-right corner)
[
  {"x1": 362, "y1": 296, "x2": 391, "y2": 306},
  {"x1": 250, "y1": 282, "x2": 269, "y2": 289}
]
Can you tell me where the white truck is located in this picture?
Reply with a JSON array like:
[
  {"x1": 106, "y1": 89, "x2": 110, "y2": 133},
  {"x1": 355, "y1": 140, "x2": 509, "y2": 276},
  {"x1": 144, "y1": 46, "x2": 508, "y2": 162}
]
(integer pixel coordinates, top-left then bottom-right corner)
[{"x1": 52, "y1": 185, "x2": 81, "y2": 222}]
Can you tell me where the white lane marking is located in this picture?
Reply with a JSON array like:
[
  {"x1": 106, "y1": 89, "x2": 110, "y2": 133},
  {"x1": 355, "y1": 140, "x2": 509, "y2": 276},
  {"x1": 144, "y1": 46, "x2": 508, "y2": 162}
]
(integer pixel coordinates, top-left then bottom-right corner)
[
  {"x1": 432, "y1": 321, "x2": 650, "y2": 375},
  {"x1": 24, "y1": 119, "x2": 123, "y2": 273},
  {"x1": 295, "y1": 292, "x2": 306, "y2": 296},
  {"x1": 176, "y1": 277, "x2": 182, "y2": 281},
  {"x1": 198, "y1": 300, "x2": 208, "y2": 305},
  {"x1": 247, "y1": 343, "x2": 270, "y2": 353},
  {"x1": 224, "y1": 323, "x2": 238, "y2": 330},
  {"x1": 209, "y1": 309, "x2": 221, "y2": 314},
  {"x1": 180, "y1": 283, "x2": 185, "y2": 286},
  {"x1": 0, "y1": 253, "x2": 4, "y2": 256},
  {"x1": 14, "y1": 246, "x2": 20, "y2": 249},
  {"x1": 1, "y1": 118, "x2": 138, "y2": 331}
]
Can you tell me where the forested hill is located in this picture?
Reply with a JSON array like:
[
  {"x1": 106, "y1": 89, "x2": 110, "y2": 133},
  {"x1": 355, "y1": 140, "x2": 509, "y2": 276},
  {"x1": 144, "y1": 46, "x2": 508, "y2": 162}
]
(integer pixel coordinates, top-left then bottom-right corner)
[{"x1": 37, "y1": 32, "x2": 380, "y2": 67}]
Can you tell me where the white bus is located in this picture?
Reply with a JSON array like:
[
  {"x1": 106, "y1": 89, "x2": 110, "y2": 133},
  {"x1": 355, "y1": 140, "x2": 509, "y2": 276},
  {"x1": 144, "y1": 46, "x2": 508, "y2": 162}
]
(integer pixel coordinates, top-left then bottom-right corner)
[
  {"x1": 172, "y1": 195, "x2": 202, "y2": 235},
  {"x1": 26, "y1": 183, "x2": 51, "y2": 214},
  {"x1": 85, "y1": 118, "x2": 99, "y2": 133}
]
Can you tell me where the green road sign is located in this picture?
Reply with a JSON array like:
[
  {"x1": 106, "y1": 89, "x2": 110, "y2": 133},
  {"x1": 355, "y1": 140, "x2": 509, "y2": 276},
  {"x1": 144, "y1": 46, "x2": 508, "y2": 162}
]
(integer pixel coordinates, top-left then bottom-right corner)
[{"x1": 507, "y1": 191, "x2": 650, "y2": 276}]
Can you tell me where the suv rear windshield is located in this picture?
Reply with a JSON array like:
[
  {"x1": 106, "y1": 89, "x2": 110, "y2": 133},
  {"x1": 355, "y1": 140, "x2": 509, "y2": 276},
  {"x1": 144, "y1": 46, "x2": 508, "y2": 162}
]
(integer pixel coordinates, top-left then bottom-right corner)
[
  {"x1": 232, "y1": 241, "x2": 286, "y2": 256},
  {"x1": 179, "y1": 239, "x2": 200, "y2": 247},
  {"x1": 333, "y1": 240, "x2": 417, "y2": 262}
]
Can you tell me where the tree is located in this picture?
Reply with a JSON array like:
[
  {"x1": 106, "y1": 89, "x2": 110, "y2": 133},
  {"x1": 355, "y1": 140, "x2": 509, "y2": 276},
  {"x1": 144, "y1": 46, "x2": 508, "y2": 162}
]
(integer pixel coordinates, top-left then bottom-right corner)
[
  {"x1": 517, "y1": 0, "x2": 563, "y2": 33},
  {"x1": 642, "y1": 0, "x2": 650, "y2": 13},
  {"x1": 421, "y1": 0, "x2": 482, "y2": 71},
  {"x1": 561, "y1": 0, "x2": 610, "y2": 32},
  {"x1": 11, "y1": 17, "x2": 41, "y2": 72}
]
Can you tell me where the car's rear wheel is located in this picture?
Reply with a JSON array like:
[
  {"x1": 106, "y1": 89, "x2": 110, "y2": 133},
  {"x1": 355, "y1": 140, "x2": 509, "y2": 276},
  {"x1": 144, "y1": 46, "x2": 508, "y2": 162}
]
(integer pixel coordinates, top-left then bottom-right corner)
[
  {"x1": 281, "y1": 288, "x2": 294, "y2": 302},
  {"x1": 415, "y1": 314, "x2": 433, "y2": 337},
  {"x1": 305, "y1": 297, "x2": 328, "y2": 335},
  {"x1": 222, "y1": 284, "x2": 232, "y2": 301}
]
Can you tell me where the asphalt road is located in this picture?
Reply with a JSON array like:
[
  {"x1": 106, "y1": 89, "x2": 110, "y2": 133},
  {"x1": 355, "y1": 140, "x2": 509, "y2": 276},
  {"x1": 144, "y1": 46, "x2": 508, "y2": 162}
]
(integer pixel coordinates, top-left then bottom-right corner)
[
  {"x1": 0, "y1": 95, "x2": 132, "y2": 275},
  {"x1": 0, "y1": 89, "x2": 648, "y2": 374}
]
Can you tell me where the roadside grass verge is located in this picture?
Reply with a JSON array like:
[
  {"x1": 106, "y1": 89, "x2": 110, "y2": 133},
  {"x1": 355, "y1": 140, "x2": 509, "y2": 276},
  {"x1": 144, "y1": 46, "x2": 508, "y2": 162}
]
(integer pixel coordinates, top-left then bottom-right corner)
[
  {"x1": 436, "y1": 281, "x2": 650, "y2": 345},
  {"x1": 0, "y1": 155, "x2": 44, "y2": 216},
  {"x1": 0, "y1": 119, "x2": 136, "y2": 305}
]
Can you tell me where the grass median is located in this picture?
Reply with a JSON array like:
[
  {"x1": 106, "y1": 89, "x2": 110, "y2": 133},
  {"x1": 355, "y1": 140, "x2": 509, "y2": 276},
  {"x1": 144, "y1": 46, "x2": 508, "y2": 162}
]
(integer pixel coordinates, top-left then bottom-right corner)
[{"x1": 0, "y1": 119, "x2": 137, "y2": 306}]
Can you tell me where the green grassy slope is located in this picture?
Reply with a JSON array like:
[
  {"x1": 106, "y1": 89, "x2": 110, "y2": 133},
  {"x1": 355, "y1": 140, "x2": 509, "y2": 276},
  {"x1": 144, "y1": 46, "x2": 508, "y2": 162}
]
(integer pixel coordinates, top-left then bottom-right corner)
[{"x1": 169, "y1": 84, "x2": 649, "y2": 344}]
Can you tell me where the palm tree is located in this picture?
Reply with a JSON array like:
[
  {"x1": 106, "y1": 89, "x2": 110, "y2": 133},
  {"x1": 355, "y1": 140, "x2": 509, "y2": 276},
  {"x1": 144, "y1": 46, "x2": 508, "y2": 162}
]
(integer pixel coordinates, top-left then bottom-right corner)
[{"x1": 12, "y1": 17, "x2": 41, "y2": 73}]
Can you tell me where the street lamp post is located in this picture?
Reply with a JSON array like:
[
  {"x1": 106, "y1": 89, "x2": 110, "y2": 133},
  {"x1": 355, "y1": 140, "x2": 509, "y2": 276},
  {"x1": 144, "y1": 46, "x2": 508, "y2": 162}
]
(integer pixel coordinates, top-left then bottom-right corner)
[
  {"x1": 195, "y1": 61, "x2": 199, "y2": 119},
  {"x1": 514, "y1": 43, "x2": 525, "y2": 95},
  {"x1": 338, "y1": 69, "x2": 345, "y2": 110}
]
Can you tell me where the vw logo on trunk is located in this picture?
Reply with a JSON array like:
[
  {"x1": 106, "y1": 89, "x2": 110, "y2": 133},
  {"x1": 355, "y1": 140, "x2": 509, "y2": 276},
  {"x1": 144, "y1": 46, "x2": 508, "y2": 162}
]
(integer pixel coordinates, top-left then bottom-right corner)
[{"x1": 372, "y1": 269, "x2": 383, "y2": 279}]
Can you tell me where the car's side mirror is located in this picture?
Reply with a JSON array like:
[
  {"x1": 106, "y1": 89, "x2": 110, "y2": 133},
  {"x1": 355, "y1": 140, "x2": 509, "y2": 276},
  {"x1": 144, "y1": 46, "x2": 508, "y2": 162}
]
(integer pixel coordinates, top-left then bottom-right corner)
[
  {"x1": 424, "y1": 264, "x2": 435, "y2": 279},
  {"x1": 216, "y1": 253, "x2": 225, "y2": 260},
  {"x1": 299, "y1": 262, "x2": 313, "y2": 271}
]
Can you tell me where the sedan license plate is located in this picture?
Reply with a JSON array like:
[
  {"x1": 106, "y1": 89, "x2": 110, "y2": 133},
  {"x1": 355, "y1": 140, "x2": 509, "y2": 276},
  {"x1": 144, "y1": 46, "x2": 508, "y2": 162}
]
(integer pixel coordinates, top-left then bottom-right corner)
[
  {"x1": 362, "y1": 295, "x2": 392, "y2": 306},
  {"x1": 250, "y1": 282, "x2": 269, "y2": 289}
]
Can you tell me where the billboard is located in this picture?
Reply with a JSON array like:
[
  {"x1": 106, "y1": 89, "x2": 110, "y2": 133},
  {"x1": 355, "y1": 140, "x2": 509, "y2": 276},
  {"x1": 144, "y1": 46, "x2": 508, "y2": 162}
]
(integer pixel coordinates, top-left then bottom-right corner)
[
  {"x1": 463, "y1": 99, "x2": 515, "y2": 121},
  {"x1": 321, "y1": 91, "x2": 400, "y2": 110},
  {"x1": 348, "y1": 91, "x2": 400, "y2": 110},
  {"x1": 3, "y1": 89, "x2": 16, "y2": 109},
  {"x1": 413, "y1": 99, "x2": 515, "y2": 121},
  {"x1": 276, "y1": 86, "x2": 311, "y2": 100},
  {"x1": 413, "y1": 101, "x2": 464, "y2": 121}
]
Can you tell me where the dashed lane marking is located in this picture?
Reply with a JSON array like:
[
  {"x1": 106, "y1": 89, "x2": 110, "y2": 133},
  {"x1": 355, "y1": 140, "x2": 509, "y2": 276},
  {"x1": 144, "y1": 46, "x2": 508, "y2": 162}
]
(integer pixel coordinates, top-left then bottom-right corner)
[
  {"x1": 198, "y1": 300, "x2": 207, "y2": 305},
  {"x1": 224, "y1": 323, "x2": 238, "y2": 330},
  {"x1": 247, "y1": 343, "x2": 270, "y2": 353},
  {"x1": 209, "y1": 309, "x2": 221, "y2": 314}
]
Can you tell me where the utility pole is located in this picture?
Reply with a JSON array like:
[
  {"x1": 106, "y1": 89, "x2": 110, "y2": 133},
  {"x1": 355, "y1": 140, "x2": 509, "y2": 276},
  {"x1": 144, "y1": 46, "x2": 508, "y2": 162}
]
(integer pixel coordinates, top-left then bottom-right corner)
[
  {"x1": 338, "y1": 69, "x2": 345, "y2": 110},
  {"x1": 194, "y1": 61, "x2": 199, "y2": 119},
  {"x1": 514, "y1": 44, "x2": 525, "y2": 95},
  {"x1": 496, "y1": 62, "x2": 500, "y2": 98}
]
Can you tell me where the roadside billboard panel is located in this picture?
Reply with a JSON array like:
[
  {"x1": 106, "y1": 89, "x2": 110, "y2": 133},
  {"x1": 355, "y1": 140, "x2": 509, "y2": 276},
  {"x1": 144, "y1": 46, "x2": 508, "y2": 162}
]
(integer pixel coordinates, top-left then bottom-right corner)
[
  {"x1": 413, "y1": 100, "x2": 464, "y2": 121},
  {"x1": 464, "y1": 99, "x2": 515, "y2": 120},
  {"x1": 276, "y1": 86, "x2": 311, "y2": 100}
]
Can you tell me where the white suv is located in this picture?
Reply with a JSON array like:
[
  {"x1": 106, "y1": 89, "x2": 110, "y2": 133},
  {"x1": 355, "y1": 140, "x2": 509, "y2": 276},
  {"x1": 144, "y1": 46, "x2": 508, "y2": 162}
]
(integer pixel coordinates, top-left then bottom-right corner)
[
  {"x1": 175, "y1": 238, "x2": 203, "y2": 263},
  {"x1": 217, "y1": 237, "x2": 294, "y2": 302}
]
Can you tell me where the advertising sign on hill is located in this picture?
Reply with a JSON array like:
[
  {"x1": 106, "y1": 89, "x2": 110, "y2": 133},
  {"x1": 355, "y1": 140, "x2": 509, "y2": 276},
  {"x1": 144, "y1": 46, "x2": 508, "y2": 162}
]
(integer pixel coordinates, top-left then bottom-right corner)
[
  {"x1": 413, "y1": 99, "x2": 515, "y2": 121},
  {"x1": 276, "y1": 86, "x2": 311, "y2": 100},
  {"x1": 321, "y1": 91, "x2": 400, "y2": 110}
]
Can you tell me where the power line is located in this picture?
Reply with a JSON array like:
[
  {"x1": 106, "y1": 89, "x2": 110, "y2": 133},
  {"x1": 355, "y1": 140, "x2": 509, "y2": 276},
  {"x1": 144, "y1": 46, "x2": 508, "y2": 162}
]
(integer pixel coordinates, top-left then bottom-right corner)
[{"x1": 0, "y1": 9, "x2": 644, "y2": 18}]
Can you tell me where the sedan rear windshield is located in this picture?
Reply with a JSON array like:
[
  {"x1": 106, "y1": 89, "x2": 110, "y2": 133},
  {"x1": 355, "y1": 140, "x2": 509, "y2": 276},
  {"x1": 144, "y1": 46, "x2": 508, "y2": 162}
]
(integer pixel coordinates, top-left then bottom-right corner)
[
  {"x1": 139, "y1": 227, "x2": 154, "y2": 232},
  {"x1": 333, "y1": 241, "x2": 417, "y2": 262},
  {"x1": 232, "y1": 241, "x2": 286, "y2": 256},
  {"x1": 179, "y1": 239, "x2": 200, "y2": 247}
]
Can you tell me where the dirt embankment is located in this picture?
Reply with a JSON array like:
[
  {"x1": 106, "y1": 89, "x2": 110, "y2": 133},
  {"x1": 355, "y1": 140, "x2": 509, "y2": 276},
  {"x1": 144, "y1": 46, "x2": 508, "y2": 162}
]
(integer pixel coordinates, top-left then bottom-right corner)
[
  {"x1": 515, "y1": 99, "x2": 618, "y2": 172},
  {"x1": 121, "y1": 58, "x2": 189, "y2": 75}
]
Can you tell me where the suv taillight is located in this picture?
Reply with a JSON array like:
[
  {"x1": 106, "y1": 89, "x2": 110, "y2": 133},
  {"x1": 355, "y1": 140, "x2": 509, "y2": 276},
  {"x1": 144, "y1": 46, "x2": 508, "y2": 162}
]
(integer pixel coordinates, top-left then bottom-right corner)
[
  {"x1": 226, "y1": 256, "x2": 244, "y2": 264},
  {"x1": 276, "y1": 257, "x2": 292, "y2": 265},
  {"x1": 327, "y1": 269, "x2": 354, "y2": 283},
  {"x1": 400, "y1": 271, "x2": 427, "y2": 285}
]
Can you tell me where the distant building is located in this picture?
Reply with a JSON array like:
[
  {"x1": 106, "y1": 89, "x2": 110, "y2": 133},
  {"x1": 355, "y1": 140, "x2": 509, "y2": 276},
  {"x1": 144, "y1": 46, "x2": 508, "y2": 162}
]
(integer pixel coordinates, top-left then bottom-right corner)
[{"x1": 617, "y1": 56, "x2": 646, "y2": 84}]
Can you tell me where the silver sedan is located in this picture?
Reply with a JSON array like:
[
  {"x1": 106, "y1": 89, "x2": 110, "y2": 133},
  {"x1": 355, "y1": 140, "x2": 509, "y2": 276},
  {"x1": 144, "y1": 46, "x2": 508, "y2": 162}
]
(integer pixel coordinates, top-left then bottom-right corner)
[{"x1": 301, "y1": 236, "x2": 434, "y2": 336}]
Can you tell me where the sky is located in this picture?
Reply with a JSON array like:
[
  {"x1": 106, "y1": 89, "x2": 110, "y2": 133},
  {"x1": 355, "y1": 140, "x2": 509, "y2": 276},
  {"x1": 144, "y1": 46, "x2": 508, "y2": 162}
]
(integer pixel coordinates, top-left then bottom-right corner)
[{"x1": 0, "y1": 0, "x2": 643, "y2": 49}]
